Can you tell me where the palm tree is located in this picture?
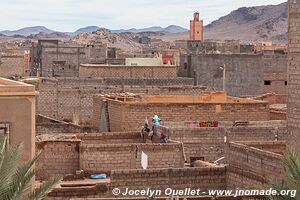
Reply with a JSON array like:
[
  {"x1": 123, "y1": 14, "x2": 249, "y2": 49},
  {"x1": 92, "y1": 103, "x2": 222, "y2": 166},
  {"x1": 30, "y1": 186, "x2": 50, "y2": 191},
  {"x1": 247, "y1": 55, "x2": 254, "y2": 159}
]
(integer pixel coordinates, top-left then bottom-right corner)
[
  {"x1": 0, "y1": 136, "x2": 61, "y2": 200},
  {"x1": 269, "y1": 148, "x2": 300, "y2": 200}
]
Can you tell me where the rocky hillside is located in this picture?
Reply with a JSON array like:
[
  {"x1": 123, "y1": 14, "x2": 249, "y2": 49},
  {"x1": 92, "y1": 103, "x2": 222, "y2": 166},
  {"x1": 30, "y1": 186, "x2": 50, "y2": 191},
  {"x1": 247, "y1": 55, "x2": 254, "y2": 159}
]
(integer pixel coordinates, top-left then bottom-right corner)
[
  {"x1": 204, "y1": 2, "x2": 288, "y2": 43},
  {"x1": 119, "y1": 2, "x2": 288, "y2": 44},
  {"x1": 72, "y1": 28, "x2": 144, "y2": 54}
]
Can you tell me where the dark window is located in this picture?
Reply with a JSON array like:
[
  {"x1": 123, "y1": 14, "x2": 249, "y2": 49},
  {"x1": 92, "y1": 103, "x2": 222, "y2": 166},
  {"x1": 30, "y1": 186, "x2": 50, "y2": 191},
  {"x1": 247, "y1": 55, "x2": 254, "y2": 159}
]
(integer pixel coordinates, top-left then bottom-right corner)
[
  {"x1": 184, "y1": 63, "x2": 188, "y2": 70},
  {"x1": 0, "y1": 122, "x2": 10, "y2": 146},
  {"x1": 285, "y1": 81, "x2": 288, "y2": 86},
  {"x1": 264, "y1": 81, "x2": 271, "y2": 85}
]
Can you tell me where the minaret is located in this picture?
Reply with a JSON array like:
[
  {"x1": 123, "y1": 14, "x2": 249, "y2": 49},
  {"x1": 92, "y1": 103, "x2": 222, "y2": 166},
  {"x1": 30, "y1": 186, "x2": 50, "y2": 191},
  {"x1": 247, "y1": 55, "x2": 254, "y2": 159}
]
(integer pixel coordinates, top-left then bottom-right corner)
[{"x1": 190, "y1": 12, "x2": 204, "y2": 41}]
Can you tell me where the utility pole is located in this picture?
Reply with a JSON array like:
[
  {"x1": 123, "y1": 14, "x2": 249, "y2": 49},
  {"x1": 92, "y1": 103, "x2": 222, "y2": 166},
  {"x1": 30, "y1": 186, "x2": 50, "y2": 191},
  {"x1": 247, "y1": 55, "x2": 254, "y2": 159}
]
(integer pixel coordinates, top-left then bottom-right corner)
[{"x1": 223, "y1": 64, "x2": 226, "y2": 93}]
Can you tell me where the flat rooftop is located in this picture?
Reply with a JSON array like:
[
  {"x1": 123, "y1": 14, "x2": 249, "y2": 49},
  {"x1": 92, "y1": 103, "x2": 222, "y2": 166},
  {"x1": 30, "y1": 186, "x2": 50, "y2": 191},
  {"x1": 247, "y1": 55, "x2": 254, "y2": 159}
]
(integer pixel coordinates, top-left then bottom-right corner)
[
  {"x1": 80, "y1": 64, "x2": 175, "y2": 67},
  {"x1": 159, "y1": 120, "x2": 286, "y2": 129},
  {"x1": 0, "y1": 78, "x2": 37, "y2": 96},
  {"x1": 103, "y1": 92, "x2": 267, "y2": 104}
]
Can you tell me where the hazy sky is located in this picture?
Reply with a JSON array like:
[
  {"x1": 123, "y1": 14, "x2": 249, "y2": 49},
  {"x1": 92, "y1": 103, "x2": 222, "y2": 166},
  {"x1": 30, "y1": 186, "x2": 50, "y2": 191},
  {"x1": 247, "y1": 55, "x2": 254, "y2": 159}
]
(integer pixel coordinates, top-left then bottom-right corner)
[{"x1": 0, "y1": 0, "x2": 286, "y2": 32}]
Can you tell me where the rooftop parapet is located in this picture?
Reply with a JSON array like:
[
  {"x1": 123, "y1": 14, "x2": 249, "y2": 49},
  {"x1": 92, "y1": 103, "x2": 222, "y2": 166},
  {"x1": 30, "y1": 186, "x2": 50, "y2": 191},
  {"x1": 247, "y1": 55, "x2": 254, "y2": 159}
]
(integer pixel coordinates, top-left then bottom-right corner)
[{"x1": 0, "y1": 78, "x2": 37, "y2": 96}]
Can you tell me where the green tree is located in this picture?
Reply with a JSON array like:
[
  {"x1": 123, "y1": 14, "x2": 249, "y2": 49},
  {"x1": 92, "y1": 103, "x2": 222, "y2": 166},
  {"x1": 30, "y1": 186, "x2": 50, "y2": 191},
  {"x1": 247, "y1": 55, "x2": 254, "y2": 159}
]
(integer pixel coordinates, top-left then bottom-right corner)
[
  {"x1": 0, "y1": 136, "x2": 61, "y2": 200},
  {"x1": 269, "y1": 149, "x2": 300, "y2": 200}
]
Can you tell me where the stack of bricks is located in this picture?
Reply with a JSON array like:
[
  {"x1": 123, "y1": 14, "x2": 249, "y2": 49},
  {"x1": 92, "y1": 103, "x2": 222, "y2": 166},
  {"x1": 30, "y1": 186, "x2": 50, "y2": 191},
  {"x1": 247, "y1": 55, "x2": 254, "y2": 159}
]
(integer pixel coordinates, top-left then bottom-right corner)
[{"x1": 288, "y1": 0, "x2": 300, "y2": 152}]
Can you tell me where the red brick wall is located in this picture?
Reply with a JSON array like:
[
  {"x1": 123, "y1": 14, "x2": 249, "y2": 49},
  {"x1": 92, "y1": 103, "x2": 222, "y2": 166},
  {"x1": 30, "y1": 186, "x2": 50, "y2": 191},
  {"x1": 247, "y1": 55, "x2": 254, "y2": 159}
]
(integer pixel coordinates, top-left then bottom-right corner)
[
  {"x1": 239, "y1": 141, "x2": 286, "y2": 155},
  {"x1": 157, "y1": 121, "x2": 287, "y2": 162},
  {"x1": 105, "y1": 100, "x2": 270, "y2": 132},
  {"x1": 80, "y1": 143, "x2": 185, "y2": 171},
  {"x1": 37, "y1": 133, "x2": 185, "y2": 179},
  {"x1": 111, "y1": 167, "x2": 226, "y2": 191},
  {"x1": 77, "y1": 132, "x2": 144, "y2": 144},
  {"x1": 36, "y1": 141, "x2": 80, "y2": 180},
  {"x1": 226, "y1": 142, "x2": 284, "y2": 189}
]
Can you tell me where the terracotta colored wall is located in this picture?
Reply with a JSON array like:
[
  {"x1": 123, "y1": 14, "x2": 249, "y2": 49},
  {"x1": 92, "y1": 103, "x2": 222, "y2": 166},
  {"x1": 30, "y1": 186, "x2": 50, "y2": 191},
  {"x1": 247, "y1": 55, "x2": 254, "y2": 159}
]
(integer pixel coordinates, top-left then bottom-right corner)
[
  {"x1": 226, "y1": 142, "x2": 284, "y2": 189},
  {"x1": 36, "y1": 141, "x2": 80, "y2": 180},
  {"x1": 80, "y1": 143, "x2": 185, "y2": 172},
  {"x1": 111, "y1": 167, "x2": 226, "y2": 191},
  {"x1": 190, "y1": 13, "x2": 203, "y2": 41},
  {"x1": 104, "y1": 100, "x2": 270, "y2": 132},
  {"x1": 0, "y1": 97, "x2": 35, "y2": 163},
  {"x1": 157, "y1": 121, "x2": 287, "y2": 162},
  {"x1": 36, "y1": 132, "x2": 185, "y2": 179}
]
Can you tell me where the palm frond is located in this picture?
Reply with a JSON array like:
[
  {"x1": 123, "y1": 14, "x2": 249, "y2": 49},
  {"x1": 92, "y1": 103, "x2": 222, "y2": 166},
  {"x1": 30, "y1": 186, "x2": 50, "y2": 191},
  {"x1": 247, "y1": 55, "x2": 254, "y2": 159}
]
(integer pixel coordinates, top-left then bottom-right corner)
[
  {"x1": 0, "y1": 143, "x2": 23, "y2": 200},
  {"x1": 27, "y1": 176, "x2": 61, "y2": 200},
  {"x1": 7, "y1": 151, "x2": 44, "y2": 200},
  {"x1": 267, "y1": 148, "x2": 300, "y2": 200},
  {"x1": 0, "y1": 136, "x2": 60, "y2": 200}
]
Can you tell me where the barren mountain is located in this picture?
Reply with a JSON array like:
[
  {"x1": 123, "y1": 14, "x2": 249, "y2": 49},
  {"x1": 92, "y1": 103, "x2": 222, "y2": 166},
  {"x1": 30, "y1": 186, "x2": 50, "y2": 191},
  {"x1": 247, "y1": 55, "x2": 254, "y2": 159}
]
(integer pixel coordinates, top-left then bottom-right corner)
[
  {"x1": 152, "y1": 2, "x2": 288, "y2": 43},
  {"x1": 112, "y1": 25, "x2": 188, "y2": 33},
  {"x1": 204, "y1": 2, "x2": 288, "y2": 43},
  {"x1": 0, "y1": 26, "x2": 55, "y2": 36}
]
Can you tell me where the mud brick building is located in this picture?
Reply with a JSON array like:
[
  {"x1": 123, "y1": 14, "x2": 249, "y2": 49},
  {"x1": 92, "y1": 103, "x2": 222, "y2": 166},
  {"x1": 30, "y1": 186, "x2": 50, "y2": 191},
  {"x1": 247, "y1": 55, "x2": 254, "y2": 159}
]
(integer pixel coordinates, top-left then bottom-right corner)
[
  {"x1": 180, "y1": 53, "x2": 288, "y2": 97},
  {"x1": 226, "y1": 141, "x2": 286, "y2": 189},
  {"x1": 30, "y1": 40, "x2": 108, "y2": 77},
  {"x1": 0, "y1": 48, "x2": 30, "y2": 78},
  {"x1": 36, "y1": 132, "x2": 185, "y2": 180},
  {"x1": 79, "y1": 64, "x2": 177, "y2": 78},
  {"x1": 0, "y1": 78, "x2": 37, "y2": 162},
  {"x1": 263, "y1": 54, "x2": 288, "y2": 94},
  {"x1": 187, "y1": 40, "x2": 241, "y2": 54},
  {"x1": 157, "y1": 120, "x2": 287, "y2": 163},
  {"x1": 288, "y1": 0, "x2": 300, "y2": 152},
  {"x1": 93, "y1": 92, "x2": 270, "y2": 132},
  {"x1": 30, "y1": 77, "x2": 202, "y2": 126},
  {"x1": 180, "y1": 54, "x2": 264, "y2": 97},
  {"x1": 38, "y1": 131, "x2": 287, "y2": 199}
]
